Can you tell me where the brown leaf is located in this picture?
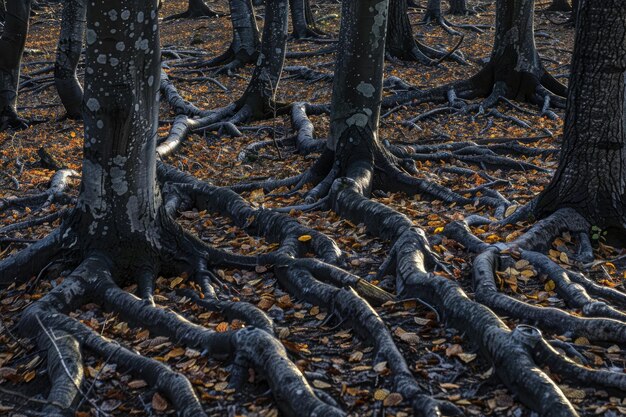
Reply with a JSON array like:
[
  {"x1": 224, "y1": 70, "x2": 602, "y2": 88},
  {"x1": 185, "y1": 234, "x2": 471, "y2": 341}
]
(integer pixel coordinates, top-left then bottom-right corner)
[
  {"x1": 383, "y1": 392, "x2": 403, "y2": 406},
  {"x1": 152, "y1": 392, "x2": 168, "y2": 412}
]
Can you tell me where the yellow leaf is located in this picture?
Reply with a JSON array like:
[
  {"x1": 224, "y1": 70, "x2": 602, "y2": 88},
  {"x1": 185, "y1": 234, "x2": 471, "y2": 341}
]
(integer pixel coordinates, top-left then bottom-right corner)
[
  {"x1": 544, "y1": 280, "x2": 556, "y2": 291},
  {"x1": 313, "y1": 380, "x2": 331, "y2": 389},
  {"x1": 170, "y1": 276, "x2": 184, "y2": 288},
  {"x1": 298, "y1": 235, "x2": 312, "y2": 242},
  {"x1": 23, "y1": 370, "x2": 36, "y2": 382},
  {"x1": 434, "y1": 227, "x2": 444, "y2": 234},
  {"x1": 505, "y1": 205, "x2": 518, "y2": 217},
  {"x1": 374, "y1": 389, "x2": 389, "y2": 401},
  {"x1": 216, "y1": 322, "x2": 229, "y2": 332},
  {"x1": 559, "y1": 252, "x2": 569, "y2": 264}
]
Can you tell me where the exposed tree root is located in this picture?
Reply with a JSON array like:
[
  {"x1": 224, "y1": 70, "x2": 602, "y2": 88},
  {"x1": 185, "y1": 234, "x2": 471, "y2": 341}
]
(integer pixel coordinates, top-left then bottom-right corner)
[{"x1": 0, "y1": 168, "x2": 77, "y2": 213}]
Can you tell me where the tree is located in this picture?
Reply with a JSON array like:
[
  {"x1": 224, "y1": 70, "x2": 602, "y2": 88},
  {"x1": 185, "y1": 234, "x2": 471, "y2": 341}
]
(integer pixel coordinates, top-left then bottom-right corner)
[
  {"x1": 536, "y1": 0, "x2": 626, "y2": 239},
  {"x1": 386, "y1": 0, "x2": 567, "y2": 113},
  {"x1": 289, "y1": 0, "x2": 325, "y2": 39},
  {"x1": 165, "y1": 0, "x2": 222, "y2": 20},
  {"x1": 0, "y1": 1, "x2": 347, "y2": 415},
  {"x1": 386, "y1": 0, "x2": 465, "y2": 64},
  {"x1": 54, "y1": 0, "x2": 86, "y2": 119},
  {"x1": 0, "y1": 0, "x2": 31, "y2": 131},
  {"x1": 195, "y1": 0, "x2": 260, "y2": 73}
]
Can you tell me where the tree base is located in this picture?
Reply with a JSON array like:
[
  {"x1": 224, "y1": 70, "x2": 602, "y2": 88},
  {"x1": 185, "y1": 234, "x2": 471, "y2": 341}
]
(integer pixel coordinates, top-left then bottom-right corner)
[
  {"x1": 164, "y1": 2, "x2": 223, "y2": 21},
  {"x1": 0, "y1": 107, "x2": 28, "y2": 132}
]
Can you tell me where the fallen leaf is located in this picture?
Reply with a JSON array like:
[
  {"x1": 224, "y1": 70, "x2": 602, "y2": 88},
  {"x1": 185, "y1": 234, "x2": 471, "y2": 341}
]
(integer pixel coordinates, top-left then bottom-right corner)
[{"x1": 152, "y1": 392, "x2": 168, "y2": 411}]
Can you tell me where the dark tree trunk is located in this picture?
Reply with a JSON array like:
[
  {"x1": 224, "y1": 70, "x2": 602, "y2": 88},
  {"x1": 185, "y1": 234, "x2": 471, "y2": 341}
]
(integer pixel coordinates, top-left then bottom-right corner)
[
  {"x1": 422, "y1": 0, "x2": 442, "y2": 22},
  {"x1": 165, "y1": 0, "x2": 220, "y2": 20},
  {"x1": 467, "y1": 0, "x2": 567, "y2": 106},
  {"x1": 384, "y1": 0, "x2": 567, "y2": 109},
  {"x1": 326, "y1": 0, "x2": 388, "y2": 174},
  {"x1": 386, "y1": 0, "x2": 463, "y2": 64},
  {"x1": 289, "y1": 0, "x2": 324, "y2": 39},
  {"x1": 72, "y1": 0, "x2": 167, "y2": 270},
  {"x1": 0, "y1": 0, "x2": 6, "y2": 24},
  {"x1": 235, "y1": 0, "x2": 288, "y2": 119},
  {"x1": 547, "y1": 0, "x2": 572, "y2": 12},
  {"x1": 0, "y1": 0, "x2": 31, "y2": 131},
  {"x1": 448, "y1": 0, "x2": 469, "y2": 15},
  {"x1": 54, "y1": 0, "x2": 86, "y2": 119},
  {"x1": 204, "y1": 0, "x2": 260, "y2": 71},
  {"x1": 536, "y1": 0, "x2": 626, "y2": 239}
]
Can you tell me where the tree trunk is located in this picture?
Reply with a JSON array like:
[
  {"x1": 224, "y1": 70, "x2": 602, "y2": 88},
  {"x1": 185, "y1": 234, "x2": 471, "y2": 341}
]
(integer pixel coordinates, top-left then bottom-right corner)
[
  {"x1": 536, "y1": 0, "x2": 626, "y2": 239},
  {"x1": 289, "y1": 0, "x2": 323, "y2": 39},
  {"x1": 0, "y1": 0, "x2": 31, "y2": 131},
  {"x1": 204, "y1": 0, "x2": 260, "y2": 71},
  {"x1": 467, "y1": 0, "x2": 567, "y2": 105},
  {"x1": 422, "y1": 0, "x2": 442, "y2": 22},
  {"x1": 547, "y1": 0, "x2": 572, "y2": 12},
  {"x1": 386, "y1": 0, "x2": 463, "y2": 64},
  {"x1": 448, "y1": 0, "x2": 469, "y2": 15},
  {"x1": 235, "y1": 0, "x2": 288, "y2": 119},
  {"x1": 327, "y1": 0, "x2": 388, "y2": 175},
  {"x1": 73, "y1": 0, "x2": 166, "y2": 270},
  {"x1": 54, "y1": 0, "x2": 86, "y2": 119},
  {"x1": 0, "y1": 0, "x2": 6, "y2": 24}
]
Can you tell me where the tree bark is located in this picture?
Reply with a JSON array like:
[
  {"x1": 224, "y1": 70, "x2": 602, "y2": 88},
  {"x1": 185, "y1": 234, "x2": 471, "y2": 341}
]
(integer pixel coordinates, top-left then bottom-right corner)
[
  {"x1": 327, "y1": 0, "x2": 388, "y2": 172},
  {"x1": 54, "y1": 0, "x2": 86, "y2": 119},
  {"x1": 448, "y1": 0, "x2": 469, "y2": 15},
  {"x1": 0, "y1": 0, "x2": 6, "y2": 24},
  {"x1": 204, "y1": 0, "x2": 260, "y2": 71},
  {"x1": 72, "y1": 0, "x2": 166, "y2": 269},
  {"x1": 0, "y1": 0, "x2": 31, "y2": 130},
  {"x1": 547, "y1": 0, "x2": 572, "y2": 12},
  {"x1": 468, "y1": 0, "x2": 566, "y2": 104},
  {"x1": 422, "y1": 0, "x2": 442, "y2": 22},
  {"x1": 235, "y1": 0, "x2": 288, "y2": 119},
  {"x1": 386, "y1": 0, "x2": 438, "y2": 64},
  {"x1": 536, "y1": 0, "x2": 626, "y2": 239},
  {"x1": 289, "y1": 0, "x2": 323, "y2": 39}
]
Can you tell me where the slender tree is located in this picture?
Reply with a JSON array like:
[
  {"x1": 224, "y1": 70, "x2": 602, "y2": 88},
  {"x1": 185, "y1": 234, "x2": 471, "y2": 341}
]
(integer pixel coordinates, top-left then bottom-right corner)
[
  {"x1": 289, "y1": 0, "x2": 325, "y2": 39},
  {"x1": 386, "y1": 0, "x2": 464, "y2": 64},
  {"x1": 0, "y1": 0, "x2": 31, "y2": 131},
  {"x1": 201, "y1": 0, "x2": 260, "y2": 73},
  {"x1": 536, "y1": 0, "x2": 626, "y2": 239},
  {"x1": 54, "y1": 0, "x2": 86, "y2": 119}
]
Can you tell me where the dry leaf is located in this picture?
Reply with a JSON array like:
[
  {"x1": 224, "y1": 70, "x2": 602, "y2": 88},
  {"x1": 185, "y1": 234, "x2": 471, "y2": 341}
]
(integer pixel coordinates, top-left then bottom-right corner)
[
  {"x1": 313, "y1": 380, "x2": 331, "y2": 389},
  {"x1": 383, "y1": 392, "x2": 403, "y2": 406},
  {"x1": 152, "y1": 392, "x2": 168, "y2": 412},
  {"x1": 128, "y1": 379, "x2": 148, "y2": 389},
  {"x1": 374, "y1": 389, "x2": 389, "y2": 401}
]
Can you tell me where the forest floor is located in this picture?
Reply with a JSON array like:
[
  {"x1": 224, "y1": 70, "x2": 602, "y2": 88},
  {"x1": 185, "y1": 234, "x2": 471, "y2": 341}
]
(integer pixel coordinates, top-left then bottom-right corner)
[{"x1": 1, "y1": 1, "x2": 625, "y2": 416}]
